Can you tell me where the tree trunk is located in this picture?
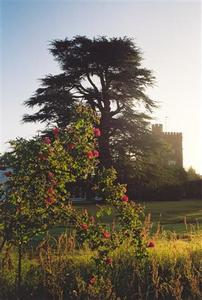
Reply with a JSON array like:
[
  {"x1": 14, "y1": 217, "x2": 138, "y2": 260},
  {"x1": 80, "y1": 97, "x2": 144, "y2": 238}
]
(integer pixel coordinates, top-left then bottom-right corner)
[
  {"x1": 99, "y1": 115, "x2": 112, "y2": 168},
  {"x1": 17, "y1": 242, "x2": 22, "y2": 300}
]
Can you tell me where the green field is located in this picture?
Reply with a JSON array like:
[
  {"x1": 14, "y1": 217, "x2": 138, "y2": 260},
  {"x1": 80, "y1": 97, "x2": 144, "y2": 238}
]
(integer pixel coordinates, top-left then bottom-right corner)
[
  {"x1": 37, "y1": 199, "x2": 202, "y2": 243},
  {"x1": 74, "y1": 199, "x2": 202, "y2": 234},
  {"x1": 2, "y1": 200, "x2": 202, "y2": 299}
]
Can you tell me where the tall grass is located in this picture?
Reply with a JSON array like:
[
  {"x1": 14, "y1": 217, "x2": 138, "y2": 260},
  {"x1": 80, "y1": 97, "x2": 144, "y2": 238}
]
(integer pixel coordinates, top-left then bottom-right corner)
[{"x1": 0, "y1": 230, "x2": 201, "y2": 300}]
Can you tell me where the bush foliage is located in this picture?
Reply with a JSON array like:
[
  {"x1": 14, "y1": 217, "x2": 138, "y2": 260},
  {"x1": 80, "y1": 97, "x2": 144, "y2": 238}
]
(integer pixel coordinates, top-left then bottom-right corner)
[{"x1": 0, "y1": 105, "x2": 147, "y2": 299}]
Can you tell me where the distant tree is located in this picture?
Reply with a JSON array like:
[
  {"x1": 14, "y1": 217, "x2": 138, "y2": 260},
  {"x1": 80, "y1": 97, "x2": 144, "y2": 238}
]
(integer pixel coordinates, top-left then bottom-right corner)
[
  {"x1": 186, "y1": 167, "x2": 201, "y2": 181},
  {"x1": 115, "y1": 135, "x2": 188, "y2": 199},
  {"x1": 138, "y1": 140, "x2": 183, "y2": 188},
  {"x1": 23, "y1": 36, "x2": 156, "y2": 168}
]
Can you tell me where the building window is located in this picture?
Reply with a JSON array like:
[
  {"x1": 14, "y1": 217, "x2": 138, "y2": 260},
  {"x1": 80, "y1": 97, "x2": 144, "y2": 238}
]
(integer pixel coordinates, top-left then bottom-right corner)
[{"x1": 168, "y1": 160, "x2": 176, "y2": 166}]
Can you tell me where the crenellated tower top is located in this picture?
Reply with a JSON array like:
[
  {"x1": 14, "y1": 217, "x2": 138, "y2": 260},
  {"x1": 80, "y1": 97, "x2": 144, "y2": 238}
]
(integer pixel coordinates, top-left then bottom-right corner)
[{"x1": 151, "y1": 123, "x2": 183, "y2": 167}]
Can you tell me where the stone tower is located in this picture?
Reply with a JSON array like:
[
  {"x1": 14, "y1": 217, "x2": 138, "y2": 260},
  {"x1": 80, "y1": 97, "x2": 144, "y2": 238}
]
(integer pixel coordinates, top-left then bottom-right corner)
[{"x1": 152, "y1": 124, "x2": 183, "y2": 167}]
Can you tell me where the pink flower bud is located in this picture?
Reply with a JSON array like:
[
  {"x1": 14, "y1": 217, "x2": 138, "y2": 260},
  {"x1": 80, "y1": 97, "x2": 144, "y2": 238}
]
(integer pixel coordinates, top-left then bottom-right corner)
[
  {"x1": 67, "y1": 143, "x2": 75, "y2": 150},
  {"x1": 81, "y1": 223, "x2": 88, "y2": 230},
  {"x1": 38, "y1": 153, "x2": 47, "y2": 161},
  {"x1": 47, "y1": 171, "x2": 54, "y2": 179},
  {"x1": 43, "y1": 137, "x2": 51, "y2": 145},
  {"x1": 47, "y1": 187, "x2": 55, "y2": 195},
  {"x1": 89, "y1": 275, "x2": 96, "y2": 285},
  {"x1": 90, "y1": 216, "x2": 95, "y2": 223},
  {"x1": 93, "y1": 128, "x2": 101, "y2": 137},
  {"x1": 53, "y1": 127, "x2": 59, "y2": 138},
  {"x1": 45, "y1": 196, "x2": 55, "y2": 205},
  {"x1": 92, "y1": 150, "x2": 99, "y2": 158},
  {"x1": 103, "y1": 231, "x2": 110, "y2": 239},
  {"x1": 105, "y1": 257, "x2": 113, "y2": 265},
  {"x1": 87, "y1": 151, "x2": 94, "y2": 159},
  {"x1": 121, "y1": 195, "x2": 129, "y2": 202},
  {"x1": 147, "y1": 241, "x2": 155, "y2": 248}
]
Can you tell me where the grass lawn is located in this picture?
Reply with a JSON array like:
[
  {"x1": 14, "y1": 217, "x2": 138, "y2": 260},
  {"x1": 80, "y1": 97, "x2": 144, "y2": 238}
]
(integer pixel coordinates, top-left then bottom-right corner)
[
  {"x1": 143, "y1": 199, "x2": 202, "y2": 232},
  {"x1": 32, "y1": 199, "x2": 202, "y2": 244},
  {"x1": 74, "y1": 199, "x2": 202, "y2": 233},
  {"x1": 2, "y1": 201, "x2": 202, "y2": 299}
]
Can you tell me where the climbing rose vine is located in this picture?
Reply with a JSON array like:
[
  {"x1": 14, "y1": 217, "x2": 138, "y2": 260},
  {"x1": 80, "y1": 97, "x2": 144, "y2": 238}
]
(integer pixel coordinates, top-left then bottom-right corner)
[{"x1": 0, "y1": 105, "x2": 147, "y2": 297}]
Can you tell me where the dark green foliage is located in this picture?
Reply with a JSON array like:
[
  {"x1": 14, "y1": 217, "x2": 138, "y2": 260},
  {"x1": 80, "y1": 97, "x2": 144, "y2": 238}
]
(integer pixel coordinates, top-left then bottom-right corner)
[
  {"x1": 186, "y1": 167, "x2": 201, "y2": 181},
  {"x1": 23, "y1": 36, "x2": 156, "y2": 168}
]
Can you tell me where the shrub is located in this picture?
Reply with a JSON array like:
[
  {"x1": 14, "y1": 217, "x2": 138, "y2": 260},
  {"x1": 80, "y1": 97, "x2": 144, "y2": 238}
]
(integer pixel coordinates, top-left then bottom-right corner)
[{"x1": 0, "y1": 105, "x2": 146, "y2": 299}]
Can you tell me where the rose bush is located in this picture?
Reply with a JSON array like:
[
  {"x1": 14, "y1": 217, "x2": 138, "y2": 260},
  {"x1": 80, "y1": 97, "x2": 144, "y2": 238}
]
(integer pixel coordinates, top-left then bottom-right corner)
[
  {"x1": 0, "y1": 105, "x2": 147, "y2": 299},
  {"x1": 0, "y1": 106, "x2": 99, "y2": 249}
]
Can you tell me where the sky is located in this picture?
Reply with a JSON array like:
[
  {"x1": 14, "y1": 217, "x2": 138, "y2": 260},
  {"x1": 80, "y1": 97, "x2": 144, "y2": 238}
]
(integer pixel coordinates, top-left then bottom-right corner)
[{"x1": 1, "y1": 0, "x2": 202, "y2": 173}]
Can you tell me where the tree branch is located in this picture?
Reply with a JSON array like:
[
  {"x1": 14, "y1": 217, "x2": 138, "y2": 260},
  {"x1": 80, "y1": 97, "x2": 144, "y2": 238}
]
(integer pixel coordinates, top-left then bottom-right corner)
[
  {"x1": 75, "y1": 86, "x2": 89, "y2": 96},
  {"x1": 86, "y1": 71, "x2": 99, "y2": 93},
  {"x1": 110, "y1": 101, "x2": 124, "y2": 116}
]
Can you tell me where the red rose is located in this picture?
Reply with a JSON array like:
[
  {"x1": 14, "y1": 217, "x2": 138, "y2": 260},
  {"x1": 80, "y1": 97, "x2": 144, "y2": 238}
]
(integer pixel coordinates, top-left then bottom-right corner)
[
  {"x1": 103, "y1": 231, "x2": 110, "y2": 239},
  {"x1": 38, "y1": 153, "x2": 47, "y2": 161},
  {"x1": 147, "y1": 241, "x2": 155, "y2": 248},
  {"x1": 67, "y1": 143, "x2": 75, "y2": 150},
  {"x1": 92, "y1": 150, "x2": 99, "y2": 158},
  {"x1": 105, "y1": 257, "x2": 113, "y2": 265},
  {"x1": 87, "y1": 150, "x2": 99, "y2": 159},
  {"x1": 4, "y1": 171, "x2": 12, "y2": 177},
  {"x1": 47, "y1": 172, "x2": 57, "y2": 185},
  {"x1": 93, "y1": 128, "x2": 101, "y2": 137},
  {"x1": 53, "y1": 127, "x2": 59, "y2": 138},
  {"x1": 47, "y1": 171, "x2": 54, "y2": 180},
  {"x1": 47, "y1": 187, "x2": 55, "y2": 195},
  {"x1": 81, "y1": 223, "x2": 88, "y2": 230},
  {"x1": 90, "y1": 216, "x2": 95, "y2": 223},
  {"x1": 87, "y1": 151, "x2": 94, "y2": 159},
  {"x1": 45, "y1": 196, "x2": 55, "y2": 205},
  {"x1": 89, "y1": 275, "x2": 96, "y2": 285},
  {"x1": 43, "y1": 137, "x2": 51, "y2": 145},
  {"x1": 121, "y1": 195, "x2": 129, "y2": 202}
]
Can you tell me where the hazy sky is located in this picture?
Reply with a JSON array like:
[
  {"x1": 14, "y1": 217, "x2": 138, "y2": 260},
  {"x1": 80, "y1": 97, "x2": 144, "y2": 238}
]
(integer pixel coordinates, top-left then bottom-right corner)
[{"x1": 1, "y1": 0, "x2": 202, "y2": 173}]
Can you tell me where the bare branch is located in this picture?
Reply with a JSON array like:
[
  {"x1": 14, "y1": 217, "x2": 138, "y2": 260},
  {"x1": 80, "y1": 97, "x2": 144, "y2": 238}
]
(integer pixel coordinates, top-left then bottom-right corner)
[
  {"x1": 110, "y1": 101, "x2": 124, "y2": 116},
  {"x1": 86, "y1": 71, "x2": 99, "y2": 93}
]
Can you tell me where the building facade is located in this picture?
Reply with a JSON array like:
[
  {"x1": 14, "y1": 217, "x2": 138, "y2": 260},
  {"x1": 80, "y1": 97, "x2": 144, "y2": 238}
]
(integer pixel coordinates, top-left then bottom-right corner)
[{"x1": 152, "y1": 124, "x2": 183, "y2": 167}]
